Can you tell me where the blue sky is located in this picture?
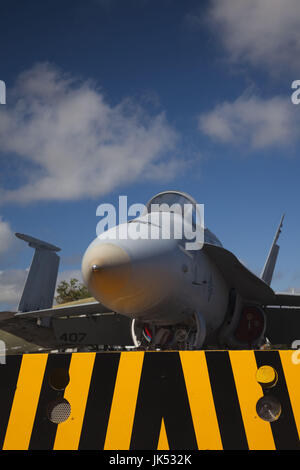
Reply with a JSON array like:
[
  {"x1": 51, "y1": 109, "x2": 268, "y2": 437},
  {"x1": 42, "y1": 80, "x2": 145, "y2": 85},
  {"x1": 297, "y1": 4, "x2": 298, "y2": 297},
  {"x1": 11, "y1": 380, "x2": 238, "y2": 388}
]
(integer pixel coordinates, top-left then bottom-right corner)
[{"x1": 1, "y1": 0, "x2": 300, "y2": 310}]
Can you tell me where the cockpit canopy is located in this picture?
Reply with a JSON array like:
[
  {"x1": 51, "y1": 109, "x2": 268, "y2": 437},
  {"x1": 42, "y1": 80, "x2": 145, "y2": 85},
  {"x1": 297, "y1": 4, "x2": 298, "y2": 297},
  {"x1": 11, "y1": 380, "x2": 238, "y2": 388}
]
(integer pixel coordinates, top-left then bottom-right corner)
[
  {"x1": 144, "y1": 191, "x2": 223, "y2": 248},
  {"x1": 144, "y1": 191, "x2": 198, "y2": 215}
]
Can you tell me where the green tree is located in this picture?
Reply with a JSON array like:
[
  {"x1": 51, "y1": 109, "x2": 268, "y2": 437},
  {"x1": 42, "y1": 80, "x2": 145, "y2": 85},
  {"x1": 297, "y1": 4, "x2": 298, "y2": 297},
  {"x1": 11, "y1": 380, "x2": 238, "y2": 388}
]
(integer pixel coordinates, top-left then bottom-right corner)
[{"x1": 55, "y1": 278, "x2": 91, "y2": 304}]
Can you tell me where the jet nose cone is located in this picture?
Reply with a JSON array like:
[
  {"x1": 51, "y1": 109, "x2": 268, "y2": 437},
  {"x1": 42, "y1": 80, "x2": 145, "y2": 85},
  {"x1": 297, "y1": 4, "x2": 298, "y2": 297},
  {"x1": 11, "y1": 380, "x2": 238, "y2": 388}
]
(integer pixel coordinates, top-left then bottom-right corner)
[
  {"x1": 82, "y1": 238, "x2": 175, "y2": 316},
  {"x1": 82, "y1": 243, "x2": 131, "y2": 306}
]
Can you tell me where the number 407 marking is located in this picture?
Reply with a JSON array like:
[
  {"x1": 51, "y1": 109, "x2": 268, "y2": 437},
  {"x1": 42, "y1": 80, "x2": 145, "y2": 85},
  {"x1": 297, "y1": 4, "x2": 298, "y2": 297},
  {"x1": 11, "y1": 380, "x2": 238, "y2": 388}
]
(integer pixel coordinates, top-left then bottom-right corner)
[{"x1": 59, "y1": 332, "x2": 87, "y2": 343}]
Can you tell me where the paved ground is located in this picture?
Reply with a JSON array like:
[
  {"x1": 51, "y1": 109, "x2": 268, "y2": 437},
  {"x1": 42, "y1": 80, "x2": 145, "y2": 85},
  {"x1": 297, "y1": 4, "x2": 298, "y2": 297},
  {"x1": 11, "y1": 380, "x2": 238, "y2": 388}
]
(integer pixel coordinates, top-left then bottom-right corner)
[{"x1": 0, "y1": 314, "x2": 58, "y2": 354}]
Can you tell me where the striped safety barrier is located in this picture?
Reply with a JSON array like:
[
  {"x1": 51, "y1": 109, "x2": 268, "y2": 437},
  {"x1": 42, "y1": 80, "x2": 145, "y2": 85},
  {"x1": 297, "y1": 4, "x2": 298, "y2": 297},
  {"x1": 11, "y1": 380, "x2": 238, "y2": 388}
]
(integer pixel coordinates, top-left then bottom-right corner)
[{"x1": 0, "y1": 350, "x2": 299, "y2": 450}]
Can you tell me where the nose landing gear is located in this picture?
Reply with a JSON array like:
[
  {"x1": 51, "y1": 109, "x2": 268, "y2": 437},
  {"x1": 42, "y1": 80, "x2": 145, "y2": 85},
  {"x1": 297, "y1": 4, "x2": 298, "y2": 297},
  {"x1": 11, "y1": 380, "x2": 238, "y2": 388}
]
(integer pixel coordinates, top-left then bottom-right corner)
[{"x1": 131, "y1": 312, "x2": 206, "y2": 350}]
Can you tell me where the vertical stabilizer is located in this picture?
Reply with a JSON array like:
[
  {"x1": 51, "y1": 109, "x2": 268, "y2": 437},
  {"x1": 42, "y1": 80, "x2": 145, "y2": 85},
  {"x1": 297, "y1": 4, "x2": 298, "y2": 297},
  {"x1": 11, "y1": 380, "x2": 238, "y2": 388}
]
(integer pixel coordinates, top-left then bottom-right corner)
[
  {"x1": 260, "y1": 215, "x2": 284, "y2": 286},
  {"x1": 15, "y1": 233, "x2": 61, "y2": 312}
]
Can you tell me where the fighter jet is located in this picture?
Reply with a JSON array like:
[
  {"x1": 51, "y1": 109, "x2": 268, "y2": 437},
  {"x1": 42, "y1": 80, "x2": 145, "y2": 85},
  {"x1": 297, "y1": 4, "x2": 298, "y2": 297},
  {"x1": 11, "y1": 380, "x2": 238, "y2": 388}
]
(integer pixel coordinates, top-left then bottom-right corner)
[{"x1": 13, "y1": 190, "x2": 300, "y2": 350}]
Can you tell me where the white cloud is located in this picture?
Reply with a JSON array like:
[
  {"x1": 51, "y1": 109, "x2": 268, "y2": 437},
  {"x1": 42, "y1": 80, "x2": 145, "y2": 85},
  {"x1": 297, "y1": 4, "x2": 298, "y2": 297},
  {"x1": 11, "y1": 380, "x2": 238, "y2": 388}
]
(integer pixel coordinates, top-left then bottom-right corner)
[
  {"x1": 207, "y1": 0, "x2": 300, "y2": 71},
  {"x1": 0, "y1": 216, "x2": 21, "y2": 266},
  {"x1": 198, "y1": 94, "x2": 297, "y2": 149},
  {"x1": 0, "y1": 217, "x2": 26, "y2": 310},
  {"x1": 56, "y1": 269, "x2": 83, "y2": 286},
  {"x1": 0, "y1": 217, "x2": 15, "y2": 259},
  {"x1": 0, "y1": 269, "x2": 28, "y2": 311},
  {"x1": 0, "y1": 63, "x2": 179, "y2": 204}
]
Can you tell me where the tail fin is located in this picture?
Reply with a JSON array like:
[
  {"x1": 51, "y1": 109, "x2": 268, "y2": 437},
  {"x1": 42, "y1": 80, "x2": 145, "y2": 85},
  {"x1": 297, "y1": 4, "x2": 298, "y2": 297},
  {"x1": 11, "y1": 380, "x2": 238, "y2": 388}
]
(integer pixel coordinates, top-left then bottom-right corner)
[
  {"x1": 260, "y1": 215, "x2": 284, "y2": 286},
  {"x1": 15, "y1": 233, "x2": 61, "y2": 312}
]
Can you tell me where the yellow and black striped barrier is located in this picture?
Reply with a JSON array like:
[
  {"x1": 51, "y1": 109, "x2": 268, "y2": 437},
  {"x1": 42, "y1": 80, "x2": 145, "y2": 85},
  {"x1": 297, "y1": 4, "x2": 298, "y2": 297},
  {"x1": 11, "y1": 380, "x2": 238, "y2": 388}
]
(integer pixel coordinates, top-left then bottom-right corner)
[{"x1": 0, "y1": 350, "x2": 299, "y2": 450}]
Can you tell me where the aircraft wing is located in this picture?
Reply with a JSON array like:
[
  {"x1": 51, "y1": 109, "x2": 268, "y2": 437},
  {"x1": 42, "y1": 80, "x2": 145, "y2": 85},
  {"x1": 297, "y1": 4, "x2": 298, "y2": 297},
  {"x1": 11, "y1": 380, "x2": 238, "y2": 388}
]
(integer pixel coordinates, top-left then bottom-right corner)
[
  {"x1": 203, "y1": 244, "x2": 300, "y2": 307},
  {"x1": 15, "y1": 298, "x2": 110, "y2": 319},
  {"x1": 271, "y1": 292, "x2": 300, "y2": 307},
  {"x1": 203, "y1": 244, "x2": 275, "y2": 304}
]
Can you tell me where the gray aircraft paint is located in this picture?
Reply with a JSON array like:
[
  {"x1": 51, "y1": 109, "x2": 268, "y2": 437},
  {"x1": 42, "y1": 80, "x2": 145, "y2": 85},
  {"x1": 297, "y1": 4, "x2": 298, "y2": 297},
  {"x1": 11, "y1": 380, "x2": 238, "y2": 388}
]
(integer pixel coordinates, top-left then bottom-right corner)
[
  {"x1": 15, "y1": 233, "x2": 60, "y2": 313},
  {"x1": 261, "y1": 215, "x2": 285, "y2": 286}
]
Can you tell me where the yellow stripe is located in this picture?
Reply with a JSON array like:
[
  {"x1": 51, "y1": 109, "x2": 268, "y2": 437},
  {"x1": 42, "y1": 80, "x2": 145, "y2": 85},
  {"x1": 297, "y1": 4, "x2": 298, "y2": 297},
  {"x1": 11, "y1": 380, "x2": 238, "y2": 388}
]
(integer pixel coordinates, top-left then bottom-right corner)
[
  {"x1": 180, "y1": 351, "x2": 222, "y2": 450},
  {"x1": 53, "y1": 352, "x2": 96, "y2": 450},
  {"x1": 104, "y1": 351, "x2": 144, "y2": 450},
  {"x1": 229, "y1": 351, "x2": 275, "y2": 450},
  {"x1": 157, "y1": 418, "x2": 169, "y2": 450},
  {"x1": 3, "y1": 354, "x2": 48, "y2": 450},
  {"x1": 279, "y1": 351, "x2": 300, "y2": 440}
]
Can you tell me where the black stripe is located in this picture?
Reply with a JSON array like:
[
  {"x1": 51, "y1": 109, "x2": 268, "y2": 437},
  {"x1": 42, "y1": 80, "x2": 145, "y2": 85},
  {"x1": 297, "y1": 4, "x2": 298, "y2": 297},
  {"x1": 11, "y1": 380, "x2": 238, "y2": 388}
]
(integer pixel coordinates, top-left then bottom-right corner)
[
  {"x1": 79, "y1": 352, "x2": 120, "y2": 450},
  {"x1": 0, "y1": 354, "x2": 22, "y2": 449},
  {"x1": 28, "y1": 353, "x2": 72, "y2": 450},
  {"x1": 255, "y1": 351, "x2": 300, "y2": 450},
  {"x1": 205, "y1": 351, "x2": 248, "y2": 450},
  {"x1": 130, "y1": 351, "x2": 197, "y2": 450}
]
